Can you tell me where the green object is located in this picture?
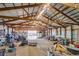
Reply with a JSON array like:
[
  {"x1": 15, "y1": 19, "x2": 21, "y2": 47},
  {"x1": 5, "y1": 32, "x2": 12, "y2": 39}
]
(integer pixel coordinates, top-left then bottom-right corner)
[{"x1": 69, "y1": 44, "x2": 75, "y2": 48}]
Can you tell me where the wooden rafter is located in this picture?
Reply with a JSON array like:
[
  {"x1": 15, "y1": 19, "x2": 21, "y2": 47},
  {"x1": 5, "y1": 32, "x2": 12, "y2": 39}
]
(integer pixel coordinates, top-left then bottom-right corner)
[
  {"x1": 2, "y1": 3, "x2": 6, "y2": 8},
  {"x1": 64, "y1": 22, "x2": 78, "y2": 25},
  {"x1": 36, "y1": 6, "x2": 40, "y2": 15},
  {"x1": 7, "y1": 17, "x2": 60, "y2": 29},
  {"x1": 43, "y1": 15, "x2": 66, "y2": 28},
  {"x1": 50, "y1": 12, "x2": 59, "y2": 19},
  {"x1": 31, "y1": 4, "x2": 34, "y2": 15},
  {"x1": 35, "y1": 21, "x2": 47, "y2": 28},
  {"x1": 51, "y1": 5, "x2": 79, "y2": 25},
  {"x1": 0, "y1": 15, "x2": 17, "y2": 19},
  {"x1": 44, "y1": 14, "x2": 78, "y2": 26},
  {"x1": 64, "y1": 4, "x2": 79, "y2": 9},
  {"x1": 33, "y1": 22, "x2": 47, "y2": 29},
  {"x1": 0, "y1": 15, "x2": 35, "y2": 22},
  {"x1": 38, "y1": 19, "x2": 61, "y2": 28},
  {"x1": 65, "y1": 9, "x2": 76, "y2": 14},
  {"x1": 10, "y1": 22, "x2": 47, "y2": 30},
  {"x1": 21, "y1": 3, "x2": 29, "y2": 16},
  {"x1": 0, "y1": 4, "x2": 42, "y2": 11}
]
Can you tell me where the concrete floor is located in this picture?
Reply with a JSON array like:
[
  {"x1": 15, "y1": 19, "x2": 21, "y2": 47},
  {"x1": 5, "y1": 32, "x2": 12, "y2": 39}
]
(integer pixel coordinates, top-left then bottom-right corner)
[
  {"x1": 7, "y1": 38, "x2": 53, "y2": 56},
  {"x1": 1, "y1": 38, "x2": 73, "y2": 56}
]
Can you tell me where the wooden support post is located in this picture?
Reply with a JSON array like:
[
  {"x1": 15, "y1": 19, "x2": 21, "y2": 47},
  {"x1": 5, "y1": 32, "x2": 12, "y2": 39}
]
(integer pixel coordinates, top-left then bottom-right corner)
[
  {"x1": 12, "y1": 27, "x2": 13, "y2": 33},
  {"x1": 47, "y1": 29, "x2": 48, "y2": 36},
  {"x1": 60, "y1": 27, "x2": 61, "y2": 36},
  {"x1": 56, "y1": 28, "x2": 58, "y2": 36},
  {"x1": 2, "y1": 20, "x2": 5, "y2": 36},
  {"x1": 45, "y1": 30, "x2": 47, "y2": 36},
  {"x1": 64, "y1": 27, "x2": 67, "y2": 38},
  {"x1": 49, "y1": 28, "x2": 51, "y2": 36},
  {"x1": 43, "y1": 30, "x2": 46, "y2": 36},
  {"x1": 7, "y1": 26, "x2": 9, "y2": 34},
  {"x1": 48, "y1": 29, "x2": 50, "y2": 36},
  {"x1": 49, "y1": 28, "x2": 52, "y2": 36},
  {"x1": 71, "y1": 25, "x2": 73, "y2": 41},
  {"x1": 51, "y1": 28, "x2": 52, "y2": 36}
]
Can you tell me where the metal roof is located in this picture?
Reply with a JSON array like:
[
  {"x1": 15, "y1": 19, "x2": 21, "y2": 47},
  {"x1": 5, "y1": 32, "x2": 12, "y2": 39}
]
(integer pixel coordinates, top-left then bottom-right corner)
[{"x1": 0, "y1": 3, "x2": 79, "y2": 30}]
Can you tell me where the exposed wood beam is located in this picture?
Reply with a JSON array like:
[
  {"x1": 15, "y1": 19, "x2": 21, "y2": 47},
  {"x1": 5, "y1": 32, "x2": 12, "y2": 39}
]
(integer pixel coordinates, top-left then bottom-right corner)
[
  {"x1": 28, "y1": 3, "x2": 30, "y2": 16},
  {"x1": 7, "y1": 20, "x2": 43, "y2": 27},
  {"x1": 0, "y1": 15, "x2": 17, "y2": 19},
  {"x1": 13, "y1": 3, "x2": 15, "y2": 7},
  {"x1": 12, "y1": 24, "x2": 47, "y2": 30},
  {"x1": 36, "y1": 5, "x2": 41, "y2": 15},
  {"x1": 6, "y1": 18, "x2": 60, "y2": 29},
  {"x1": 48, "y1": 13, "x2": 78, "y2": 25},
  {"x1": 21, "y1": 3, "x2": 29, "y2": 16},
  {"x1": 13, "y1": 3, "x2": 19, "y2": 17},
  {"x1": 38, "y1": 19, "x2": 61, "y2": 28},
  {"x1": 57, "y1": 21, "x2": 66, "y2": 28},
  {"x1": 33, "y1": 22, "x2": 47, "y2": 29},
  {"x1": 61, "y1": 6, "x2": 69, "y2": 11},
  {"x1": 6, "y1": 20, "x2": 32, "y2": 25},
  {"x1": 0, "y1": 15, "x2": 35, "y2": 22},
  {"x1": 66, "y1": 9, "x2": 76, "y2": 14},
  {"x1": 64, "y1": 22, "x2": 78, "y2": 25},
  {"x1": 7, "y1": 19, "x2": 61, "y2": 29},
  {"x1": 51, "y1": 5, "x2": 79, "y2": 25},
  {"x1": 10, "y1": 23, "x2": 47, "y2": 30},
  {"x1": 43, "y1": 15, "x2": 66, "y2": 28},
  {"x1": 23, "y1": 8, "x2": 29, "y2": 15},
  {"x1": 45, "y1": 14, "x2": 78, "y2": 26},
  {"x1": 13, "y1": 27, "x2": 45, "y2": 31},
  {"x1": 2, "y1": 3, "x2": 6, "y2": 8},
  {"x1": 50, "y1": 12, "x2": 59, "y2": 19},
  {"x1": 0, "y1": 4, "x2": 42, "y2": 11},
  {"x1": 52, "y1": 18, "x2": 77, "y2": 25},
  {"x1": 32, "y1": 4, "x2": 35, "y2": 16}
]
